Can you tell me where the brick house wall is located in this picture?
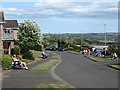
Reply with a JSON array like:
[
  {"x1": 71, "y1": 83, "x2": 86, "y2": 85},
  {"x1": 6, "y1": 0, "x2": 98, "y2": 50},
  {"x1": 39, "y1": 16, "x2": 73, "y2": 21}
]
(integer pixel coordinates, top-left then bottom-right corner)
[{"x1": 0, "y1": 24, "x2": 3, "y2": 56}]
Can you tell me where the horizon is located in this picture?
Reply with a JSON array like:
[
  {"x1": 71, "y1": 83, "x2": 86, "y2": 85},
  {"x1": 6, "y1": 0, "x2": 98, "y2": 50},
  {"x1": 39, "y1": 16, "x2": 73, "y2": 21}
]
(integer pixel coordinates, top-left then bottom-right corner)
[{"x1": 43, "y1": 32, "x2": 118, "y2": 34}]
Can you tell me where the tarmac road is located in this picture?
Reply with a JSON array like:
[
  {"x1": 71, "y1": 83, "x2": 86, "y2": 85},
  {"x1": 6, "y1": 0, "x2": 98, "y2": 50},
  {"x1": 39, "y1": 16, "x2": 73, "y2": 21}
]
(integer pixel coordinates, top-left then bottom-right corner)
[{"x1": 55, "y1": 51, "x2": 118, "y2": 88}]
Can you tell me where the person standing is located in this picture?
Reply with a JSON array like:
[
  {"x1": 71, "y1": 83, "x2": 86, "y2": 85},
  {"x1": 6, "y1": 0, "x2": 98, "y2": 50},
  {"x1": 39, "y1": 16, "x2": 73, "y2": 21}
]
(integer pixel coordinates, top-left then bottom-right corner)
[{"x1": 112, "y1": 52, "x2": 118, "y2": 60}]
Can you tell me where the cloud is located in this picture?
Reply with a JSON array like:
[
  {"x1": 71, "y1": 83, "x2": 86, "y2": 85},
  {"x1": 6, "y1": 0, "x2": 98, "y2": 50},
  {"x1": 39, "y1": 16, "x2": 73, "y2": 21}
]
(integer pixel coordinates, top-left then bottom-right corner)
[
  {"x1": 2, "y1": 1, "x2": 118, "y2": 19},
  {"x1": 5, "y1": 8, "x2": 17, "y2": 11},
  {"x1": 2, "y1": 0, "x2": 119, "y2": 2},
  {"x1": 68, "y1": 8, "x2": 88, "y2": 13}
]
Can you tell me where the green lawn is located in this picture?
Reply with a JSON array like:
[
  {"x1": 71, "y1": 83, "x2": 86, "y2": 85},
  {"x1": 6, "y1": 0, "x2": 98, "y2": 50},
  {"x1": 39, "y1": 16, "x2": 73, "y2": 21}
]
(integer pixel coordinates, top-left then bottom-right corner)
[
  {"x1": 31, "y1": 50, "x2": 42, "y2": 58},
  {"x1": 99, "y1": 40, "x2": 116, "y2": 43},
  {"x1": 108, "y1": 64, "x2": 120, "y2": 70},
  {"x1": 86, "y1": 56, "x2": 104, "y2": 62},
  {"x1": 32, "y1": 52, "x2": 60, "y2": 72}
]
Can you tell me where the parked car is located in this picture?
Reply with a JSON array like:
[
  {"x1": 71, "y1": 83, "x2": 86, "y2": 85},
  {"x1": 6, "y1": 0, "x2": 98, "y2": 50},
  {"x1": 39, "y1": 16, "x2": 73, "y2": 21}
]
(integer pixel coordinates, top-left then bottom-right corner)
[
  {"x1": 45, "y1": 46, "x2": 57, "y2": 51},
  {"x1": 58, "y1": 47, "x2": 66, "y2": 51},
  {"x1": 93, "y1": 48, "x2": 106, "y2": 56}
]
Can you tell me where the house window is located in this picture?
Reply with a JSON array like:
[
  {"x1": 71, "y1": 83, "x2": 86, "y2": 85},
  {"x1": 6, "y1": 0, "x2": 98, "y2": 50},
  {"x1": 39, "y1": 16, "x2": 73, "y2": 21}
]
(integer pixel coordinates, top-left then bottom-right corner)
[
  {"x1": 4, "y1": 29, "x2": 13, "y2": 34},
  {"x1": 8, "y1": 30, "x2": 10, "y2": 34},
  {"x1": 4, "y1": 30, "x2": 7, "y2": 33}
]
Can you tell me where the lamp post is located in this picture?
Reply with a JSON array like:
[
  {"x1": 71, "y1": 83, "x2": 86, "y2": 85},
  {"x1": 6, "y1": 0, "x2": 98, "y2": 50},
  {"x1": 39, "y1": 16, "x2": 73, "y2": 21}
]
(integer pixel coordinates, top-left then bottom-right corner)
[
  {"x1": 80, "y1": 31, "x2": 82, "y2": 46},
  {"x1": 103, "y1": 24, "x2": 107, "y2": 56},
  {"x1": 60, "y1": 33, "x2": 61, "y2": 47},
  {"x1": 103, "y1": 24, "x2": 106, "y2": 47}
]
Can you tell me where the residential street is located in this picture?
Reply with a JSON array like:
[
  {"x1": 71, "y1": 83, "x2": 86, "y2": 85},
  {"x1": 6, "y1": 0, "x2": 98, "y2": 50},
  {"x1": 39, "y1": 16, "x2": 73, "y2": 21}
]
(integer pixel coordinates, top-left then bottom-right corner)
[
  {"x1": 55, "y1": 51, "x2": 118, "y2": 88},
  {"x1": 2, "y1": 51, "x2": 119, "y2": 88}
]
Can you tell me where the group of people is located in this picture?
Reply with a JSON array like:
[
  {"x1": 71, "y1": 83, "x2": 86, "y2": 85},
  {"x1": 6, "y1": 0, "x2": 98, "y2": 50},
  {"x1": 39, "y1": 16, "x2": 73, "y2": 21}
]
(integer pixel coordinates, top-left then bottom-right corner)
[
  {"x1": 12, "y1": 54, "x2": 29, "y2": 70},
  {"x1": 80, "y1": 48, "x2": 93, "y2": 55},
  {"x1": 80, "y1": 48, "x2": 118, "y2": 60}
]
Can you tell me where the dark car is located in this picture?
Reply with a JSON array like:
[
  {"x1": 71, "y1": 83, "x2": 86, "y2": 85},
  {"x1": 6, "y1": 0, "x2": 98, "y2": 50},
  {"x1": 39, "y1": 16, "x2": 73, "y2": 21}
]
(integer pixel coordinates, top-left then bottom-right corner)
[
  {"x1": 45, "y1": 46, "x2": 52, "y2": 50},
  {"x1": 93, "y1": 48, "x2": 106, "y2": 56},
  {"x1": 45, "y1": 46, "x2": 57, "y2": 51},
  {"x1": 58, "y1": 47, "x2": 66, "y2": 51},
  {"x1": 52, "y1": 46, "x2": 57, "y2": 51}
]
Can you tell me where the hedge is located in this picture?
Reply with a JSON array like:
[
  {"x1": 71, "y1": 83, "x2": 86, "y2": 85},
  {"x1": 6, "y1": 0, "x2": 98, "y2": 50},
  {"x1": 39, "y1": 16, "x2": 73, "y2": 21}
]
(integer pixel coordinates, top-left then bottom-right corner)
[
  {"x1": 14, "y1": 45, "x2": 21, "y2": 55},
  {"x1": 66, "y1": 47, "x2": 74, "y2": 51},
  {"x1": 2, "y1": 54, "x2": 12, "y2": 70}
]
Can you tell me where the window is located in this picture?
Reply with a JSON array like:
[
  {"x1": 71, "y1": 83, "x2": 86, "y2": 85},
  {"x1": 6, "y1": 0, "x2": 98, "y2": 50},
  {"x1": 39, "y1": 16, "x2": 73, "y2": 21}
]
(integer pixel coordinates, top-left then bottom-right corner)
[{"x1": 4, "y1": 29, "x2": 13, "y2": 34}]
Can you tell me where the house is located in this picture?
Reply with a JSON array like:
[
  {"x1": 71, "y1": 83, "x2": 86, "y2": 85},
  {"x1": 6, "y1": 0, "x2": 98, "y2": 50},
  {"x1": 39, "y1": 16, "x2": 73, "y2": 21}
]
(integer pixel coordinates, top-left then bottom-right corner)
[
  {"x1": 0, "y1": 11, "x2": 19, "y2": 55},
  {"x1": 0, "y1": 11, "x2": 5, "y2": 56}
]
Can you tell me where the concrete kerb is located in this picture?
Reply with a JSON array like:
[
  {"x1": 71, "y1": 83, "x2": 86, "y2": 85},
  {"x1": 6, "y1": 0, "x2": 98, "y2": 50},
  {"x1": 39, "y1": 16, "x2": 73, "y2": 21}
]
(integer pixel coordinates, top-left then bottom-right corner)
[
  {"x1": 108, "y1": 65, "x2": 120, "y2": 70},
  {"x1": 49, "y1": 52, "x2": 74, "y2": 88},
  {"x1": 85, "y1": 55, "x2": 120, "y2": 71}
]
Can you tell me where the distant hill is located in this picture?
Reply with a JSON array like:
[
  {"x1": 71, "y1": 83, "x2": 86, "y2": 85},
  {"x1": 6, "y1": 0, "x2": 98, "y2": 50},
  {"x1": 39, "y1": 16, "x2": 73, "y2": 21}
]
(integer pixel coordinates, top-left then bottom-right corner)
[{"x1": 43, "y1": 32, "x2": 118, "y2": 45}]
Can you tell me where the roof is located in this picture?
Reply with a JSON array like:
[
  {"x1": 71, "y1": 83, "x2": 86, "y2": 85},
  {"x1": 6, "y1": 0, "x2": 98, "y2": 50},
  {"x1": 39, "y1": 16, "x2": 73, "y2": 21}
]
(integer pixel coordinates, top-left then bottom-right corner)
[
  {"x1": 0, "y1": 11, "x2": 5, "y2": 22},
  {"x1": 3, "y1": 20, "x2": 18, "y2": 28}
]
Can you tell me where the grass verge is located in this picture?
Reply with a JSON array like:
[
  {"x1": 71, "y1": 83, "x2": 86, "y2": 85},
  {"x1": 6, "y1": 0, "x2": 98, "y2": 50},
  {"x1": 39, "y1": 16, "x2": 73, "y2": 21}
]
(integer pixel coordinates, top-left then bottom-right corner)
[
  {"x1": 36, "y1": 84, "x2": 72, "y2": 88},
  {"x1": 86, "y1": 56, "x2": 104, "y2": 62},
  {"x1": 32, "y1": 50, "x2": 42, "y2": 58},
  {"x1": 108, "y1": 64, "x2": 120, "y2": 70},
  {"x1": 32, "y1": 52, "x2": 60, "y2": 72}
]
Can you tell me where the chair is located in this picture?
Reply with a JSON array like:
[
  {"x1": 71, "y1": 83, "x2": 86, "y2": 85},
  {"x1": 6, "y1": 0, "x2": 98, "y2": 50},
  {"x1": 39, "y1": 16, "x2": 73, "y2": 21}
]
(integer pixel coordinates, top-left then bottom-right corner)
[{"x1": 12, "y1": 61, "x2": 22, "y2": 69}]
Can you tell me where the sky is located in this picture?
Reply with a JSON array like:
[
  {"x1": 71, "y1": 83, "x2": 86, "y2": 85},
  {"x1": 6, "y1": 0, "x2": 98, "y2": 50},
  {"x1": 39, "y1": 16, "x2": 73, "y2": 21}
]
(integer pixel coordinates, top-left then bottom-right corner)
[{"x1": 0, "y1": 0, "x2": 119, "y2": 33}]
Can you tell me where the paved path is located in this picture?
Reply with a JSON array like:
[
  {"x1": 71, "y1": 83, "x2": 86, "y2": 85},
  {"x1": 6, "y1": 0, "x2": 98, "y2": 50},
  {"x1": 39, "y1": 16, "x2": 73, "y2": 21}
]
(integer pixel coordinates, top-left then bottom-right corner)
[
  {"x1": 2, "y1": 56, "x2": 59, "y2": 88},
  {"x1": 55, "y1": 51, "x2": 118, "y2": 88}
]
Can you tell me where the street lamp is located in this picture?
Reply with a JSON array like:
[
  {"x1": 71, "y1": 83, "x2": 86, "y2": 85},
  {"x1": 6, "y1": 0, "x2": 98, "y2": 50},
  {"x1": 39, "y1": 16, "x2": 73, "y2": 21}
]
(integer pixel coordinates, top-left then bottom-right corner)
[
  {"x1": 80, "y1": 31, "x2": 82, "y2": 46},
  {"x1": 60, "y1": 33, "x2": 61, "y2": 47},
  {"x1": 103, "y1": 24, "x2": 107, "y2": 56},
  {"x1": 103, "y1": 24, "x2": 106, "y2": 47}
]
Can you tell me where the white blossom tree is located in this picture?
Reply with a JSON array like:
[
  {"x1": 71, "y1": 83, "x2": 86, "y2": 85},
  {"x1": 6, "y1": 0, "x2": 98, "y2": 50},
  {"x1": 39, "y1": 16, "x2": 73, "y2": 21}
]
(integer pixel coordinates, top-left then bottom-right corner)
[{"x1": 19, "y1": 20, "x2": 43, "y2": 53}]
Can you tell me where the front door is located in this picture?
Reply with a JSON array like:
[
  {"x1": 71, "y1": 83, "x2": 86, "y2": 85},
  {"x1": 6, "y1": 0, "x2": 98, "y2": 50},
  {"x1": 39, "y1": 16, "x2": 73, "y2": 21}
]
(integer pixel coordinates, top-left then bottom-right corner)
[{"x1": 3, "y1": 41, "x2": 11, "y2": 54}]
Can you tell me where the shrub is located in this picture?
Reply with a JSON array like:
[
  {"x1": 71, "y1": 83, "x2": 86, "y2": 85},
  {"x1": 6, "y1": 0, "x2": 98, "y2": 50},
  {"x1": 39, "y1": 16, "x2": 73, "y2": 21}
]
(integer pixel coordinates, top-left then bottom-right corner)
[
  {"x1": 0, "y1": 56, "x2": 2, "y2": 61},
  {"x1": 66, "y1": 47, "x2": 74, "y2": 51},
  {"x1": 41, "y1": 44, "x2": 45, "y2": 51},
  {"x1": 33, "y1": 45, "x2": 43, "y2": 51},
  {"x1": 22, "y1": 51, "x2": 34, "y2": 60},
  {"x1": 14, "y1": 45, "x2": 21, "y2": 55},
  {"x1": 0, "y1": 56, "x2": 2, "y2": 66},
  {"x1": 72, "y1": 45, "x2": 81, "y2": 51},
  {"x1": 14, "y1": 40, "x2": 20, "y2": 45},
  {"x1": 2, "y1": 54, "x2": 12, "y2": 69}
]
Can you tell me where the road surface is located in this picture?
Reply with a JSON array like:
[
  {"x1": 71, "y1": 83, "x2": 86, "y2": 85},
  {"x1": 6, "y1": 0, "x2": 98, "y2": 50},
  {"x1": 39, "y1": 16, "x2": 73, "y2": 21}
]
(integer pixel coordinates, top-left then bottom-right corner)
[{"x1": 55, "y1": 51, "x2": 118, "y2": 88}]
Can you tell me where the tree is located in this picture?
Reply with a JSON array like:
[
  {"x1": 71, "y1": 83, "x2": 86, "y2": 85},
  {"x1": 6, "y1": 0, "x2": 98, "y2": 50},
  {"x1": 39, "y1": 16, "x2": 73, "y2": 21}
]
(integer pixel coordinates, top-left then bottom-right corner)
[{"x1": 18, "y1": 20, "x2": 43, "y2": 59}]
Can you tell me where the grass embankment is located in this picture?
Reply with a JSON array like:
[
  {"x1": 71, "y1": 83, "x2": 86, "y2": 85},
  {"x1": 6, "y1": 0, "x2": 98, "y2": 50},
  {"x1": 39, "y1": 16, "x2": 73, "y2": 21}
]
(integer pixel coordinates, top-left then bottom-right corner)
[
  {"x1": 108, "y1": 64, "x2": 120, "y2": 70},
  {"x1": 32, "y1": 50, "x2": 42, "y2": 58},
  {"x1": 32, "y1": 52, "x2": 60, "y2": 72},
  {"x1": 86, "y1": 56, "x2": 104, "y2": 62}
]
